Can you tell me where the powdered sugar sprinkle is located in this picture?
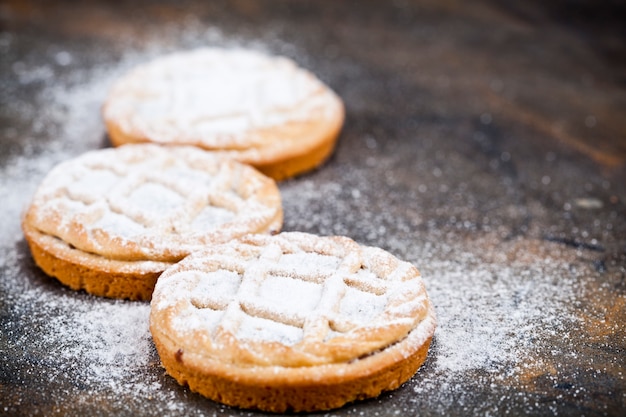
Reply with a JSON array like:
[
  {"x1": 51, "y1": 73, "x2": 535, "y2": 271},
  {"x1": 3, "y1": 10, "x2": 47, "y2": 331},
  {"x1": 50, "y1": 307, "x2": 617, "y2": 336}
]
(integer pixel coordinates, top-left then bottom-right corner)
[{"x1": 1, "y1": 19, "x2": 620, "y2": 417}]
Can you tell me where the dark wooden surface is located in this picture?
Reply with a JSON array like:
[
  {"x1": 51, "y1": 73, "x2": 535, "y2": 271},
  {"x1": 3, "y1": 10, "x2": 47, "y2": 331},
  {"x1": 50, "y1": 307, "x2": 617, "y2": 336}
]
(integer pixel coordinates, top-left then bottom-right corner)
[{"x1": 1, "y1": 1, "x2": 624, "y2": 416}]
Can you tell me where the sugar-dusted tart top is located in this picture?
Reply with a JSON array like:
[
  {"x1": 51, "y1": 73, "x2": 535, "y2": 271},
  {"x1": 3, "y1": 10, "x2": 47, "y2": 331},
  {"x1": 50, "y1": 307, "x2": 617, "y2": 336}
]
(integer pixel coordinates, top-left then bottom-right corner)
[
  {"x1": 23, "y1": 144, "x2": 283, "y2": 263},
  {"x1": 102, "y1": 48, "x2": 344, "y2": 180},
  {"x1": 150, "y1": 232, "x2": 436, "y2": 368}
]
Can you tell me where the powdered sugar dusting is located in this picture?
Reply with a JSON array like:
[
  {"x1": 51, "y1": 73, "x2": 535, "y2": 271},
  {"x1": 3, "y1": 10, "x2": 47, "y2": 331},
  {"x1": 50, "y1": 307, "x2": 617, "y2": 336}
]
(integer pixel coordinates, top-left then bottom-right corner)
[
  {"x1": 41, "y1": 300, "x2": 153, "y2": 384},
  {"x1": 104, "y1": 48, "x2": 333, "y2": 144},
  {"x1": 426, "y1": 252, "x2": 576, "y2": 372},
  {"x1": 0, "y1": 248, "x2": 190, "y2": 414},
  {"x1": 2, "y1": 8, "x2": 622, "y2": 416},
  {"x1": 339, "y1": 286, "x2": 388, "y2": 324},
  {"x1": 258, "y1": 274, "x2": 323, "y2": 312},
  {"x1": 25, "y1": 144, "x2": 282, "y2": 260}
]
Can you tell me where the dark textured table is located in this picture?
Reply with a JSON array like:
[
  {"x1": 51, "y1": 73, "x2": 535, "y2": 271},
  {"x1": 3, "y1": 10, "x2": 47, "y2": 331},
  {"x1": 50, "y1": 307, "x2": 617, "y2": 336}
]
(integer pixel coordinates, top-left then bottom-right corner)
[{"x1": 1, "y1": 1, "x2": 624, "y2": 416}]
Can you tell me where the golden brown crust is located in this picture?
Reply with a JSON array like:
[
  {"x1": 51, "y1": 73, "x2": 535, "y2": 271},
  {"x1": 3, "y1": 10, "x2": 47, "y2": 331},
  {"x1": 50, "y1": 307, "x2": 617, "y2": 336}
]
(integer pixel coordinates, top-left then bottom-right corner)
[
  {"x1": 102, "y1": 48, "x2": 345, "y2": 181},
  {"x1": 149, "y1": 232, "x2": 436, "y2": 412},
  {"x1": 23, "y1": 222, "x2": 167, "y2": 300},
  {"x1": 105, "y1": 107, "x2": 343, "y2": 182},
  {"x1": 237, "y1": 109, "x2": 343, "y2": 181},
  {"x1": 152, "y1": 326, "x2": 432, "y2": 412}
]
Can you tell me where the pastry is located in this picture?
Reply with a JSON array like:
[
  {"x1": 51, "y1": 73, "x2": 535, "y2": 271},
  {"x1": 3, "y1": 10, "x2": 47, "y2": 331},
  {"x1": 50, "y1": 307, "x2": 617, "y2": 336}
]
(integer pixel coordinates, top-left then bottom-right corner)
[
  {"x1": 150, "y1": 232, "x2": 436, "y2": 412},
  {"x1": 102, "y1": 48, "x2": 345, "y2": 181},
  {"x1": 22, "y1": 144, "x2": 283, "y2": 300}
]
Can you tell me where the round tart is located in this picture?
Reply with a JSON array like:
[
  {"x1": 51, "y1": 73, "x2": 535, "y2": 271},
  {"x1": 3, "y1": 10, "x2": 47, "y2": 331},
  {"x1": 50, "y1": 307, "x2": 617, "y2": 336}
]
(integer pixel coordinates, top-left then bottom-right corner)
[
  {"x1": 22, "y1": 144, "x2": 283, "y2": 300},
  {"x1": 103, "y1": 48, "x2": 345, "y2": 181},
  {"x1": 150, "y1": 232, "x2": 436, "y2": 412}
]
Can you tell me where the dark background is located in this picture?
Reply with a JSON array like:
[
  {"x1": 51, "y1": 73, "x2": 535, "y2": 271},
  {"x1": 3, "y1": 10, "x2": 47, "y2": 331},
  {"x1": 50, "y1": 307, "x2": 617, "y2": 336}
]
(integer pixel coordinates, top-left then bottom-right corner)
[{"x1": 1, "y1": 1, "x2": 624, "y2": 416}]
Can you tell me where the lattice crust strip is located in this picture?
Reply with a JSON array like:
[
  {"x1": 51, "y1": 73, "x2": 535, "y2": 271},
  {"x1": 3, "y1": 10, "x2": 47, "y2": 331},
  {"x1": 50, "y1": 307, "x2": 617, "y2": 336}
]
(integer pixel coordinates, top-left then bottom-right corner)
[
  {"x1": 153, "y1": 232, "x2": 432, "y2": 367},
  {"x1": 25, "y1": 144, "x2": 282, "y2": 262}
]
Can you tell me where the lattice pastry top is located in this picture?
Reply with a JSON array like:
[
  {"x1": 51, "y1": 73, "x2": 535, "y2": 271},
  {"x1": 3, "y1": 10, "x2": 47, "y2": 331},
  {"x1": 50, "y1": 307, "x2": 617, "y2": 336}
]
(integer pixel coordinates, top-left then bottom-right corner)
[
  {"x1": 23, "y1": 144, "x2": 283, "y2": 264},
  {"x1": 150, "y1": 232, "x2": 436, "y2": 368}
]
